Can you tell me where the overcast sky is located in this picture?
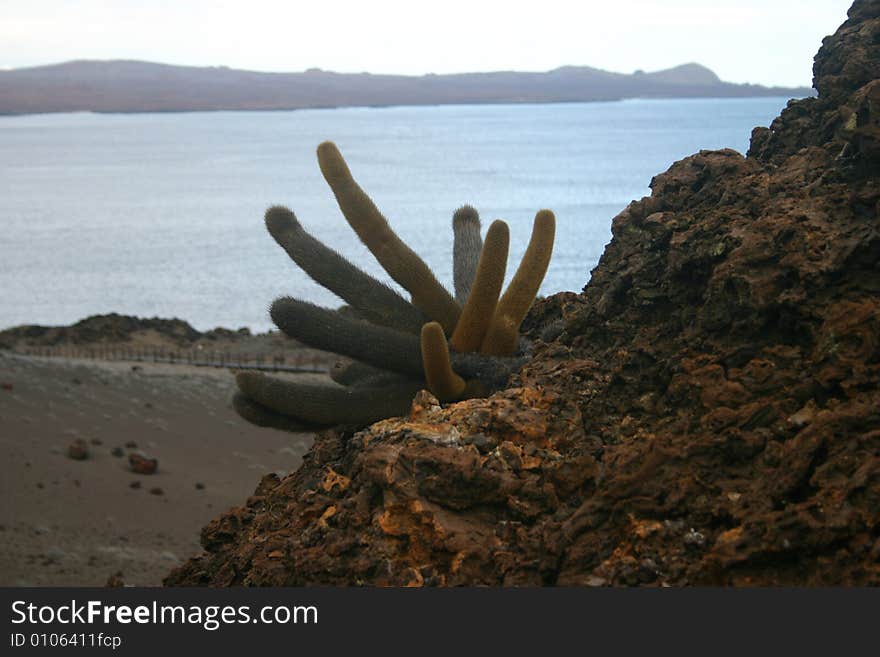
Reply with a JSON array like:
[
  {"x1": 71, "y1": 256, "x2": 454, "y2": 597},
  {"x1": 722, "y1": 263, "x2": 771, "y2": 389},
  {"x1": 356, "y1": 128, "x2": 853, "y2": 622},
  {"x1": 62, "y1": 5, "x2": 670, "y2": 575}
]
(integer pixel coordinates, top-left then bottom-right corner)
[{"x1": 0, "y1": 0, "x2": 853, "y2": 87}]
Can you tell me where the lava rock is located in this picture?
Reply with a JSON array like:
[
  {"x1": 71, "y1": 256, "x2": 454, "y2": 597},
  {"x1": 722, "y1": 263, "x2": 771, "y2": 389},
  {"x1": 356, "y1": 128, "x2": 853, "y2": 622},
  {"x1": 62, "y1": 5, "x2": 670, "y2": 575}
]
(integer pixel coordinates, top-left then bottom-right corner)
[
  {"x1": 128, "y1": 453, "x2": 158, "y2": 475},
  {"x1": 66, "y1": 439, "x2": 89, "y2": 461}
]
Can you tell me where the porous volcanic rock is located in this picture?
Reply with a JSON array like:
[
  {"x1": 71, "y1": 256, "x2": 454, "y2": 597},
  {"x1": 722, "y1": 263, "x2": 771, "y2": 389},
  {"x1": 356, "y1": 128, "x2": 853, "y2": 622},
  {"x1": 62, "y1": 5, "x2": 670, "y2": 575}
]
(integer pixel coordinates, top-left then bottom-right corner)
[{"x1": 165, "y1": 1, "x2": 880, "y2": 587}]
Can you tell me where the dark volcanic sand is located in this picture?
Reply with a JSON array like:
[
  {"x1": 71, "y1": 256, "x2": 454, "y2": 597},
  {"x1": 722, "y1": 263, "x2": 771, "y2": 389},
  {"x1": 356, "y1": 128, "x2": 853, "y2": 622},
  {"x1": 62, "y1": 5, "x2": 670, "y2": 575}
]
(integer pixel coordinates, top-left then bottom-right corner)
[{"x1": 0, "y1": 351, "x2": 316, "y2": 586}]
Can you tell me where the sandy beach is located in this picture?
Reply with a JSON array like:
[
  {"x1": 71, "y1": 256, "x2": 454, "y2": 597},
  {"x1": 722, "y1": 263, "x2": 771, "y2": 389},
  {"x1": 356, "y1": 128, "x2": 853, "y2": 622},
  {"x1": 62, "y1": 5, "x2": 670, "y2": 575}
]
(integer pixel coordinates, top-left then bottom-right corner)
[{"x1": 0, "y1": 350, "x2": 316, "y2": 586}]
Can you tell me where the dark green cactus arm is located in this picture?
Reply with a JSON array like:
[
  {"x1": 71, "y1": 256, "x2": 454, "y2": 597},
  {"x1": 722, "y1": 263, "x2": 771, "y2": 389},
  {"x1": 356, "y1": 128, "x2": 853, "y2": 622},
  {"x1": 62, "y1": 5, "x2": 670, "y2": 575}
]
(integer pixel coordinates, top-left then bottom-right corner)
[
  {"x1": 316, "y1": 141, "x2": 461, "y2": 335},
  {"x1": 450, "y1": 219, "x2": 509, "y2": 353},
  {"x1": 421, "y1": 321, "x2": 466, "y2": 402},
  {"x1": 232, "y1": 392, "x2": 322, "y2": 432},
  {"x1": 236, "y1": 371, "x2": 421, "y2": 425},
  {"x1": 330, "y1": 358, "x2": 414, "y2": 388},
  {"x1": 450, "y1": 350, "x2": 527, "y2": 392},
  {"x1": 452, "y1": 205, "x2": 483, "y2": 304},
  {"x1": 270, "y1": 297, "x2": 424, "y2": 377},
  {"x1": 481, "y1": 209, "x2": 556, "y2": 356},
  {"x1": 356, "y1": 370, "x2": 420, "y2": 388},
  {"x1": 265, "y1": 206, "x2": 425, "y2": 334},
  {"x1": 330, "y1": 358, "x2": 381, "y2": 386}
]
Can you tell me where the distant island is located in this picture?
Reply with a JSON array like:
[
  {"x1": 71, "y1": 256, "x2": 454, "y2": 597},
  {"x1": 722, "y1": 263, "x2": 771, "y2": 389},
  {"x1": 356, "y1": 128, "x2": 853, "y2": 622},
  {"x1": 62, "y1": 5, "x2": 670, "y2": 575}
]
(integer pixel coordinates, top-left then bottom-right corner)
[{"x1": 0, "y1": 59, "x2": 814, "y2": 115}]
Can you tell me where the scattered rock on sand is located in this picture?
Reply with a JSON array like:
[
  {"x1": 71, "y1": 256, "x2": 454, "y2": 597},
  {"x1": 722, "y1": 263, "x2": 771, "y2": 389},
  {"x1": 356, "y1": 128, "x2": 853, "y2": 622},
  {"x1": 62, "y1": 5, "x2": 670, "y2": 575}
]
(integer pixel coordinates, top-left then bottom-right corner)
[
  {"x1": 105, "y1": 571, "x2": 125, "y2": 587},
  {"x1": 128, "y1": 453, "x2": 158, "y2": 475},
  {"x1": 66, "y1": 439, "x2": 89, "y2": 461}
]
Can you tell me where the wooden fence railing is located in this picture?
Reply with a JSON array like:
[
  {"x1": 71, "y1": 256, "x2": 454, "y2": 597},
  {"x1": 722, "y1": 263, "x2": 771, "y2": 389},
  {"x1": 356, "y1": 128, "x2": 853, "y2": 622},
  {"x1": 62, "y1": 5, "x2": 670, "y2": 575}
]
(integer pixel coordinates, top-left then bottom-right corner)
[{"x1": 16, "y1": 345, "x2": 332, "y2": 373}]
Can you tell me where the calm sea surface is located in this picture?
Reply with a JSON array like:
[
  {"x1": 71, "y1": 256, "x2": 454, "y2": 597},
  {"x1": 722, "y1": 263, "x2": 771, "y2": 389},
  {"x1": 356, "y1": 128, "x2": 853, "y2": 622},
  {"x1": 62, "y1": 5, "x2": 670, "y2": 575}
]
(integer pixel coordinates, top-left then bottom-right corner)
[{"x1": 0, "y1": 97, "x2": 792, "y2": 332}]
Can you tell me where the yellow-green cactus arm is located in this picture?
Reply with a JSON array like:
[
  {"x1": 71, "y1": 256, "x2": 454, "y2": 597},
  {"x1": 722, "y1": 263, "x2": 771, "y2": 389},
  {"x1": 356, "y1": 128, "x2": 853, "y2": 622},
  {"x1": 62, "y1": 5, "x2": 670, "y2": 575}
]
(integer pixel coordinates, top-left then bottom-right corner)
[
  {"x1": 481, "y1": 209, "x2": 555, "y2": 356},
  {"x1": 316, "y1": 141, "x2": 461, "y2": 334},
  {"x1": 420, "y1": 321, "x2": 466, "y2": 401},
  {"x1": 450, "y1": 219, "x2": 509, "y2": 353}
]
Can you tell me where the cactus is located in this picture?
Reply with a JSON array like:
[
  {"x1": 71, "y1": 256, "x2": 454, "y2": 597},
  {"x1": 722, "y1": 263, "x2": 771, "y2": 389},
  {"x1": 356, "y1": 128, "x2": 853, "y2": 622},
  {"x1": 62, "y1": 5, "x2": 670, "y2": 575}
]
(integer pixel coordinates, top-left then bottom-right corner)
[
  {"x1": 269, "y1": 297, "x2": 424, "y2": 377},
  {"x1": 236, "y1": 371, "x2": 422, "y2": 426},
  {"x1": 233, "y1": 142, "x2": 556, "y2": 431},
  {"x1": 481, "y1": 210, "x2": 556, "y2": 356},
  {"x1": 421, "y1": 321, "x2": 466, "y2": 401},
  {"x1": 452, "y1": 205, "x2": 483, "y2": 304},
  {"x1": 317, "y1": 141, "x2": 461, "y2": 335},
  {"x1": 330, "y1": 359, "x2": 385, "y2": 386},
  {"x1": 450, "y1": 219, "x2": 509, "y2": 353},
  {"x1": 232, "y1": 392, "x2": 320, "y2": 432},
  {"x1": 265, "y1": 205, "x2": 425, "y2": 333}
]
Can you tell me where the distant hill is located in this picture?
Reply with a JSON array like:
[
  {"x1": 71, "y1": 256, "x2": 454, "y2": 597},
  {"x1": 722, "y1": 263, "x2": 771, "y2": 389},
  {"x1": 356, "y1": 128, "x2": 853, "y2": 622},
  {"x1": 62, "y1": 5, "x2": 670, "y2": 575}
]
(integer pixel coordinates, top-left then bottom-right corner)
[{"x1": 0, "y1": 60, "x2": 814, "y2": 115}]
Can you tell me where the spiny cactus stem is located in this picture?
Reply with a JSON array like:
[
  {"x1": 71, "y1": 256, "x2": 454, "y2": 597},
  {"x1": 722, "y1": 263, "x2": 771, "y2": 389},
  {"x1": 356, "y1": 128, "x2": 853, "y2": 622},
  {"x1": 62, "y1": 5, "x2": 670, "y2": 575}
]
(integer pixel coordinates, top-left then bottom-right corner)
[
  {"x1": 232, "y1": 391, "x2": 321, "y2": 433},
  {"x1": 330, "y1": 358, "x2": 415, "y2": 388},
  {"x1": 316, "y1": 141, "x2": 461, "y2": 334},
  {"x1": 420, "y1": 321, "x2": 466, "y2": 402},
  {"x1": 481, "y1": 210, "x2": 556, "y2": 356},
  {"x1": 236, "y1": 371, "x2": 422, "y2": 426},
  {"x1": 270, "y1": 297, "x2": 424, "y2": 377},
  {"x1": 265, "y1": 205, "x2": 425, "y2": 334},
  {"x1": 450, "y1": 219, "x2": 509, "y2": 353},
  {"x1": 452, "y1": 205, "x2": 483, "y2": 304}
]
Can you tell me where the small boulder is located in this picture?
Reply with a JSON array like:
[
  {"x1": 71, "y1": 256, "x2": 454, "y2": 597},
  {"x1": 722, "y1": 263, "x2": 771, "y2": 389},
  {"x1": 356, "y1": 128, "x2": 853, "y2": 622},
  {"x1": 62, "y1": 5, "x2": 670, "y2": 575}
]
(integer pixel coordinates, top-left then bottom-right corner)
[
  {"x1": 129, "y1": 453, "x2": 158, "y2": 475},
  {"x1": 67, "y1": 439, "x2": 89, "y2": 461}
]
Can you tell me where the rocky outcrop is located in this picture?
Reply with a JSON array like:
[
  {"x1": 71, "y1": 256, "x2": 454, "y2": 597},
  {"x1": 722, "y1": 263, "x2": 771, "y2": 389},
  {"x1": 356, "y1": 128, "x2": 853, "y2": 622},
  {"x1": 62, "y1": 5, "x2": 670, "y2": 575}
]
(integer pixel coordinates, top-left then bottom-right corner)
[
  {"x1": 0, "y1": 313, "x2": 253, "y2": 349},
  {"x1": 0, "y1": 314, "x2": 201, "y2": 347},
  {"x1": 749, "y1": 0, "x2": 879, "y2": 167},
  {"x1": 165, "y1": 1, "x2": 880, "y2": 587}
]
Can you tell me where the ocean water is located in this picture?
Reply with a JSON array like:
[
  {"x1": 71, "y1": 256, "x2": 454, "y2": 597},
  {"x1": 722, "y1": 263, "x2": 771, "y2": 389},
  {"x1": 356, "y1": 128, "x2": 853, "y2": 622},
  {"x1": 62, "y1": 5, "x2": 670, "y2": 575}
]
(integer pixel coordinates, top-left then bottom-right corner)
[{"x1": 0, "y1": 97, "x2": 792, "y2": 332}]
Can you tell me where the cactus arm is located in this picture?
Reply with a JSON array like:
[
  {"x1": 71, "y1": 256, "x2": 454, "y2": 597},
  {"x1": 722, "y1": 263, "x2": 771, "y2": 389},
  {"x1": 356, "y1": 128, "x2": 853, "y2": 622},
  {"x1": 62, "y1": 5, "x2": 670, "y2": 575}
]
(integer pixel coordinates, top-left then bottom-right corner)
[
  {"x1": 316, "y1": 141, "x2": 461, "y2": 334},
  {"x1": 329, "y1": 358, "x2": 383, "y2": 386},
  {"x1": 232, "y1": 392, "x2": 322, "y2": 432},
  {"x1": 265, "y1": 205, "x2": 425, "y2": 334},
  {"x1": 451, "y1": 349, "x2": 527, "y2": 391},
  {"x1": 236, "y1": 372, "x2": 421, "y2": 426},
  {"x1": 330, "y1": 358, "x2": 415, "y2": 388},
  {"x1": 450, "y1": 219, "x2": 509, "y2": 353},
  {"x1": 452, "y1": 205, "x2": 483, "y2": 304},
  {"x1": 480, "y1": 210, "x2": 556, "y2": 356},
  {"x1": 481, "y1": 314, "x2": 521, "y2": 358},
  {"x1": 270, "y1": 297, "x2": 424, "y2": 377},
  {"x1": 354, "y1": 370, "x2": 419, "y2": 388},
  {"x1": 420, "y1": 321, "x2": 466, "y2": 401}
]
